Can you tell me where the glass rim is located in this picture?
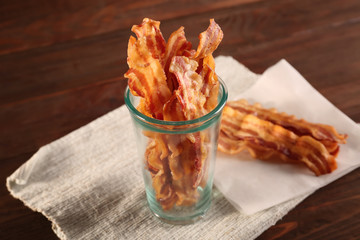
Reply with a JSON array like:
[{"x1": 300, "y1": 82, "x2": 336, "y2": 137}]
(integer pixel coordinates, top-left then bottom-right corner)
[{"x1": 124, "y1": 77, "x2": 228, "y2": 126}]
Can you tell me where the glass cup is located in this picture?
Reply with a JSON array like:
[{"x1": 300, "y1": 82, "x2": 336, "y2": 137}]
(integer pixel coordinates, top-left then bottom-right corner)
[{"x1": 124, "y1": 78, "x2": 228, "y2": 224}]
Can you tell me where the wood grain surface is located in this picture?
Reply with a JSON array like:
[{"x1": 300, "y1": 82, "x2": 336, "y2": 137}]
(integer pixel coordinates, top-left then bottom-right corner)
[{"x1": 1, "y1": 0, "x2": 359, "y2": 239}]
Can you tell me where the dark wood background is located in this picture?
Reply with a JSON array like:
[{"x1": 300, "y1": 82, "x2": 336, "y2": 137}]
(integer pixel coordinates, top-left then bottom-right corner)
[{"x1": 1, "y1": 0, "x2": 359, "y2": 239}]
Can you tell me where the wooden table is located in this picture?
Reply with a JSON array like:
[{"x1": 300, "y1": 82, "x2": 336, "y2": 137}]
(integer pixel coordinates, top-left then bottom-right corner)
[{"x1": 1, "y1": 0, "x2": 359, "y2": 239}]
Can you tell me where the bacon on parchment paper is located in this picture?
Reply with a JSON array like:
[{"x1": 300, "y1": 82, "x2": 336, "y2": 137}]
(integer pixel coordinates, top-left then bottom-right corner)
[
  {"x1": 218, "y1": 100, "x2": 347, "y2": 176},
  {"x1": 226, "y1": 99, "x2": 347, "y2": 155}
]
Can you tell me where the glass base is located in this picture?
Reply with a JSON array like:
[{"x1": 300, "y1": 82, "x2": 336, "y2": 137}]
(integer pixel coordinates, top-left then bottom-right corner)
[
  {"x1": 152, "y1": 211, "x2": 205, "y2": 225},
  {"x1": 146, "y1": 185, "x2": 212, "y2": 225}
]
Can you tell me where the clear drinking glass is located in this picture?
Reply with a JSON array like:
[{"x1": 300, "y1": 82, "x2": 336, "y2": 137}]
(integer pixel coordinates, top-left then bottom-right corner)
[{"x1": 125, "y1": 79, "x2": 228, "y2": 224}]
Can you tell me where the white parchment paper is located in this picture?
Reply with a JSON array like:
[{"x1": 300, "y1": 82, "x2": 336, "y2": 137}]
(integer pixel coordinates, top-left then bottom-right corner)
[{"x1": 214, "y1": 59, "x2": 360, "y2": 215}]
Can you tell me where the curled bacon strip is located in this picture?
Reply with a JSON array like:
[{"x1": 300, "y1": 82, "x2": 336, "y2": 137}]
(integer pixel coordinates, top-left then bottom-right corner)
[
  {"x1": 125, "y1": 63, "x2": 171, "y2": 119},
  {"x1": 125, "y1": 22, "x2": 171, "y2": 119},
  {"x1": 164, "y1": 27, "x2": 192, "y2": 91},
  {"x1": 145, "y1": 136, "x2": 178, "y2": 210},
  {"x1": 219, "y1": 101, "x2": 347, "y2": 176},
  {"x1": 136, "y1": 98, "x2": 153, "y2": 118},
  {"x1": 131, "y1": 18, "x2": 166, "y2": 61},
  {"x1": 169, "y1": 136, "x2": 200, "y2": 206},
  {"x1": 199, "y1": 54, "x2": 219, "y2": 112},
  {"x1": 170, "y1": 56, "x2": 207, "y2": 120},
  {"x1": 193, "y1": 19, "x2": 224, "y2": 60},
  {"x1": 163, "y1": 95, "x2": 186, "y2": 121},
  {"x1": 226, "y1": 99, "x2": 347, "y2": 155}
]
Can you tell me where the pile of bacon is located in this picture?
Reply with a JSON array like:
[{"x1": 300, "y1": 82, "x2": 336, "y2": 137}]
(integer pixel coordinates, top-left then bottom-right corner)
[
  {"x1": 218, "y1": 99, "x2": 347, "y2": 176},
  {"x1": 125, "y1": 18, "x2": 223, "y2": 210}
]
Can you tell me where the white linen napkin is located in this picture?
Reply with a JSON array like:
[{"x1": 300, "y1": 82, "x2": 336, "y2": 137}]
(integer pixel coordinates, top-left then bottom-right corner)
[{"x1": 214, "y1": 58, "x2": 360, "y2": 215}]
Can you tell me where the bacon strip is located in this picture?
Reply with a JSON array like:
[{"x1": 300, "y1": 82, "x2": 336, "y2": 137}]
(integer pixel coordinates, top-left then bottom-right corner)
[
  {"x1": 125, "y1": 36, "x2": 171, "y2": 119},
  {"x1": 163, "y1": 27, "x2": 192, "y2": 91},
  {"x1": 136, "y1": 98, "x2": 153, "y2": 118},
  {"x1": 170, "y1": 137, "x2": 200, "y2": 206},
  {"x1": 193, "y1": 19, "x2": 224, "y2": 60},
  {"x1": 131, "y1": 18, "x2": 166, "y2": 61},
  {"x1": 152, "y1": 169, "x2": 178, "y2": 210},
  {"x1": 199, "y1": 54, "x2": 219, "y2": 112},
  {"x1": 227, "y1": 99, "x2": 347, "y2": 155},
  {"x1": 163, "y1": 95, "x2": 186, "y2": 121},
  {"x1": 145, "y1": 136, "x2": 178, "y2": 210},
  {"x1": 170, "y1": 56, "x2": 207, "y2": 120},
  {"x1": 219, "y1": 105, "x2": 342, "y2": 176},
  {"x1": 192, "y1": 131, "x2": 209, "y2": 187}
]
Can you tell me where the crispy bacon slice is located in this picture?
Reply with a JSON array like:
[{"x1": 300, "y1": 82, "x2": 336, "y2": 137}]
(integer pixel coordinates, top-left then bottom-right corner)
[
  {"x1": 136, "y1": 98, "x2": 153, "y2": 118},
  {"x1": 170, "y1": 56, "x2": 207, "y2": 120},
  {"x1": 168, "y1": 133, "x2": 207, "y2": 204},
  {"x1": 192, "y1": 132, "x2": 209, "y2": 187},
  {"x1": 145, "y1": 135, "x2": 178, "y2": 210},
  {"x1": 131, "y1": 18, "x2": 166, "y2": 61},
  {"x1": 144, "y1": 135, "x2": 169, "y2": 173},
  {"x1": 152, "y1": 169, "x2": 178, "y2": 210},
  {"x1": 163, "y1": 95, "x2": 186, "y2": 121},
  {"x1": 175, "y1": 137, "x2": 200, "y2": 203},
  {"x1": 227, "y1": 99, "x2": 347, "y2": 146},
  {"x1": 168, "y1": 136, "x2": 199, "y2": 206},
  {"x1": 199, "y1": 54, "x2": 219, "y2": 112},
  {"x1": 219, "y1": 105, "x2": 340, "y2": 176},
  {"x1": 125, "y1": 36, "x2": 171, "y2": 119},
  {"x1": 145, "y1": 140, "x2": 163, "y2": 175},
  {"x1": 193, "y1": 19, "x2": 224, "y2": 60},
  {"x1": 168, "y1": 136, "x2": 184, "y2": 181},
  {"x1": 173, "y1": 177, "x2": 199, "y2": 206},
  {"x1": 164, "y1": 27, "x2": 192, "y2": 91}
]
